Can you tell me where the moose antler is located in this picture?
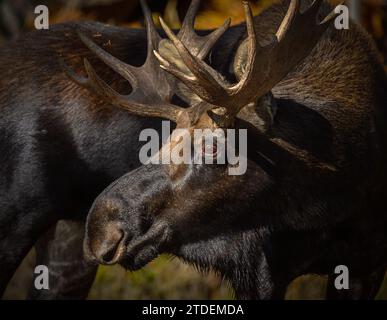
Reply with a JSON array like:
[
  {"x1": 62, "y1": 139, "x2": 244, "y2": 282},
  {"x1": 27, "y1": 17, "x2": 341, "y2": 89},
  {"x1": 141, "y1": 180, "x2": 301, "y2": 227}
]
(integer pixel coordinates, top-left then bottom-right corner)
[
  {"x1": 64, "y1": 0, "x2": 230, "y2": 124},
  {"x1": 64, "y1": 0, "x2": 183, "y2": 122},
  {"x1": 156, "y1": 0, "x2": 338, "y2": 120}
]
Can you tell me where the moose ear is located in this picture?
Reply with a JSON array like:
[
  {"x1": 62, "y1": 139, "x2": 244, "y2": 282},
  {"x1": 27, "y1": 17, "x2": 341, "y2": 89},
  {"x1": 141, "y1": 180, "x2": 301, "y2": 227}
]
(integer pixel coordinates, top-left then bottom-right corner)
[
  {"x1": 232, "y1": 33, "x2": 275, "y2": 81},
  {"x1": 232, "y1": 39, "x2": 248, "y2": 82},
  {"x1": 232, "y1": 41, "x2": 277, "y2": 132},
  {"x1": 237, "y1": 92, "x2": 277, "y2": 133}
]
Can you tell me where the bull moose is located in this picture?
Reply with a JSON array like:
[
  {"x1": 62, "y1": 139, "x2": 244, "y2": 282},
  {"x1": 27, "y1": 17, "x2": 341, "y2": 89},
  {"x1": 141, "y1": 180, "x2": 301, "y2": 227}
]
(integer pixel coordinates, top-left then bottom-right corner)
[{"x1": 70, "y1": 0, "x2": 387, "y2": 299}]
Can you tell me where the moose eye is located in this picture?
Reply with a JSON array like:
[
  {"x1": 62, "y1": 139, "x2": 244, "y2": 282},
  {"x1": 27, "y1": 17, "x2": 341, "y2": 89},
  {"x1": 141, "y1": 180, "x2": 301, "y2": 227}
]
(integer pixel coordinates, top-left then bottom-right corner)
[{"x1": 202, "y1": 141, "x2": 218, "y2": 157}]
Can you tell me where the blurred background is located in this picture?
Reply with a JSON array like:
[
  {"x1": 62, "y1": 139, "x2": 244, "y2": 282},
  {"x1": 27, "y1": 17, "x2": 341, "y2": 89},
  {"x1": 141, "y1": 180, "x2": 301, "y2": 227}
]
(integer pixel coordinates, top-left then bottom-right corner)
[{"x1": 1, "y1": 0, "x2": 387, "y2": 299}]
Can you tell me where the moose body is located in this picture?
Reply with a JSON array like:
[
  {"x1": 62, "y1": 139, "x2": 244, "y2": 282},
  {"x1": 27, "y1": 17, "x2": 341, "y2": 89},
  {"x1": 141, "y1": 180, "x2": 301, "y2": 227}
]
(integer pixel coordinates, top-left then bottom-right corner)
[
  {"x1": 79, "y1": 0, "x2": 387, "y2": 300},
  {"x1": 0, "y1": 22, "x2": 147, "y2": 296}
]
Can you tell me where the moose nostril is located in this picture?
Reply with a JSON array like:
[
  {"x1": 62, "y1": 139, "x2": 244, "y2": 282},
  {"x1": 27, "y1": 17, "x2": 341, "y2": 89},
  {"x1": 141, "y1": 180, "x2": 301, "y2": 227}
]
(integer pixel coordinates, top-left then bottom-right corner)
[
  {"x1": 100, "y1": 238, "x2": 123, "y2": 264},
  {"x1": 92, "y1": 222, "x2": 125, "y2": 265}
]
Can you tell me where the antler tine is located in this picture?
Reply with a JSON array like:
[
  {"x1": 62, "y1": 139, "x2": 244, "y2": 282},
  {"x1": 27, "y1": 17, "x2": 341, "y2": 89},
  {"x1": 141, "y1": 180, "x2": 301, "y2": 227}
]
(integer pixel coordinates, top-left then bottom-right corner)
[
  {"x1": 77, "y1": 31, "x2": 138, "y2": 88},
  {"x1": 140, "y1": 0, "x2": 162, "y2": 59},
  {"x1": 66, "y1": 57, "x2": 182, "y2": 122},
  {"x1": 233, "y1": 1, "x2": 258, "y2": 96},
  {"x1": 197, "y1": 18, "x2": 231, "y2": 59},
  {"x1": 180, "y1": 0, "x2": 200, "y2": 30},
  {"x1": 176, "y1": 0, "x2": 231, "y2": 59},
  {"x1": 276, "y1": 0, "x2": 300, "y2": 42}
]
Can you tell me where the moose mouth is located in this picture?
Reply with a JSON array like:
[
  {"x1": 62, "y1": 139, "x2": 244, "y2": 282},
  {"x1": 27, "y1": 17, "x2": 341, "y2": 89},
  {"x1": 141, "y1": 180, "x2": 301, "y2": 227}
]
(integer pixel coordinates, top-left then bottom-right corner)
[
  {"x1": 117, "y1": 223, "x2": 171, "y2": 271},
  {"x1": 120, "y1": 244, "x2": 160, "y2": 271}
]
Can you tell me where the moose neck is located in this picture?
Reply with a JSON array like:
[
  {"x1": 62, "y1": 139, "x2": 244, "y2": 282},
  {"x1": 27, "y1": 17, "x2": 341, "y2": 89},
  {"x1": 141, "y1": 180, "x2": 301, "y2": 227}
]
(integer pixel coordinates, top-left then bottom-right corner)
[{"x1": 174, "y1": 223, "x2": 334, "y2": 299}]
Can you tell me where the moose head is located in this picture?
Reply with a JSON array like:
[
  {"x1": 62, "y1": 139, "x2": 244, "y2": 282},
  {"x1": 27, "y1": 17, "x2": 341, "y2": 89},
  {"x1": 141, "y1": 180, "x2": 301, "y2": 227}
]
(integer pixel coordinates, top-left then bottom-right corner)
[{"x1": 66, "y1": 0, "x2": 338, "y2": 284}]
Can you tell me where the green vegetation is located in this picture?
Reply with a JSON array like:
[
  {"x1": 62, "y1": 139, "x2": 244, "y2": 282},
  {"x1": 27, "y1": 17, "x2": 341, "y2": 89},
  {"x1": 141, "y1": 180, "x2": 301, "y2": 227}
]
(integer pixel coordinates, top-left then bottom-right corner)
[
  {"x1": 4, "y1": 250, "x2": 387, "y2": 299},
  {"x1": 89, "y1": 260, "x2": 387, "y2": 300},
  {"x1": 88, "y1": 255, "x2": 232, "y2": 300}
]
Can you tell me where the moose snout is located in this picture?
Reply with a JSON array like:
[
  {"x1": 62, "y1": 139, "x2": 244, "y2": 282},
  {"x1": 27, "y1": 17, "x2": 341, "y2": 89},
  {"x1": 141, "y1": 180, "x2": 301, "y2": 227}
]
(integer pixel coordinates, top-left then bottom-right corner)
[
  {"x1": 95, "y1": 222, "x2": 125, "y2": 264},
  {"x1": 84, "y1": 197, "x2": 130, "y2": 265},
  {"x1": 84, "y1": 167, "x2": 172, "y2": 267},
  {"x1": 86, "y1": 220, "x2": 127, "y2": 265}
]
